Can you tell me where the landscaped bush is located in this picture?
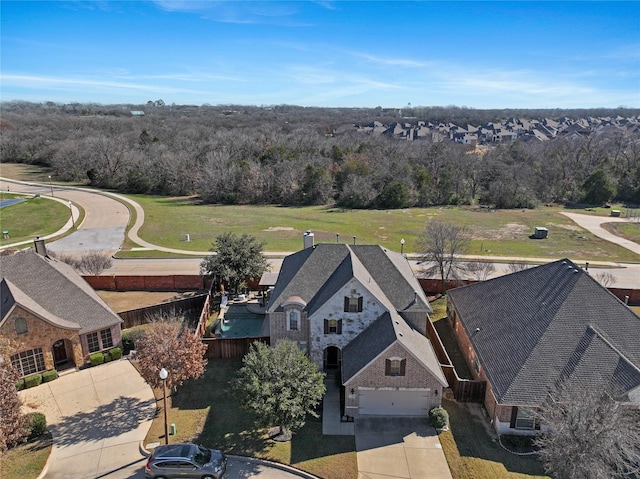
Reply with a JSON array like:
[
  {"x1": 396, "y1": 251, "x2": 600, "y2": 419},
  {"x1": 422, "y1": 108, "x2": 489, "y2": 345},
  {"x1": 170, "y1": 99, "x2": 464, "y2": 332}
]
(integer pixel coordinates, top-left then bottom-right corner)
[
  {"x1": 24, "y1": 374, "x2": 43, "y2": 389},
  {"x1": 41, "y1": 370, "x2": 58, "y2": 383},
  {"x1": 103, "y1": 351, "x2": 112, "y2": 362},
  {"x1": 16, "y1": 378, "x2": 25, "y2": 391},
  {"x1": 90, "y1": 352, "x2": 105, "y2": 367},
  {"x1": 429, "y1": 406, "x2": 450, "y2": 429},
  {"x1": 121, "y1": 328, "x2": 145, "y2": 354},
  {"x1": 501, "y1": 434, "x2": 536, "y2": 451},
  {"x1": 109, "y1": 347, "x2": 122, "y2": 360},
  {"x1": 27, "y1": 412, "x2": 47, "y2": 439}
]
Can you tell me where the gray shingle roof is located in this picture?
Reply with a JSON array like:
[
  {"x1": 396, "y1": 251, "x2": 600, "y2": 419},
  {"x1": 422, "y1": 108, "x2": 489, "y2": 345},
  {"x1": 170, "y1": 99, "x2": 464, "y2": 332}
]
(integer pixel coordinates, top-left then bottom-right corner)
[
  {"x1": 447, "y1": 258, "x2": 640, "y2": 405},
  {"x1": 1, "y1": 250, "x2": 122, "y2": 334}
]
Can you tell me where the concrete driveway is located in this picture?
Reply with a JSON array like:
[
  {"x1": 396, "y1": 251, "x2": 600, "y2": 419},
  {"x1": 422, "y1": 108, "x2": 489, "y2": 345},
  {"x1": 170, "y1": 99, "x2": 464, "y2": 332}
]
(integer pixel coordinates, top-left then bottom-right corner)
[
  {"x1": 19, "y1": 360, "x2": 156, "y2": 479},
  {"x1": 355, "y1": 417, "x2": 452, "y2": 479}
]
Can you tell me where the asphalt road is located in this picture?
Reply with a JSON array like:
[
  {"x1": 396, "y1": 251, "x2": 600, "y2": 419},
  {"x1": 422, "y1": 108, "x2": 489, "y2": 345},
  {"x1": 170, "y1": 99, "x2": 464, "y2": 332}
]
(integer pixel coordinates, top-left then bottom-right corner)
[{"x1": 2, "y1": 177, "x2": 639, "y2": 287}]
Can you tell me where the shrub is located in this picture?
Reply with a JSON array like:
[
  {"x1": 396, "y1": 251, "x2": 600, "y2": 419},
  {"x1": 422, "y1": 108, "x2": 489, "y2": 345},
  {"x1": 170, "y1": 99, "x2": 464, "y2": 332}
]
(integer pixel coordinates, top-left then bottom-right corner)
[
  {"x1": 41, "y1": 370, "x2": 58, "y2": 383},
  {"x1": 24, "y1": 373, "x2": 43, "y2": 389},
  {"x1": 429, "y1": 406, "x2": 449, "y2": 429},
  {"x1": 90, "y1": 352, "x2": 104, "y2": 367},
  {"x1": 502, "y1": 434, "x2": 536, "y2": 450},
  {"x1": 121, "y1": 328, "x2": 145, "y2": 355},
  {"x1": 16, "y1": 379, "x2": 25, "y2": 391},
  {"x1": 109, "y1": 347, "x2": 122, "y2": 360},
  {"x1": 27, "y1": 412, "x2": 47, "y2": 439},
  {"x1": 103, "y1": 351, "x2": 112, "y2": 363}
]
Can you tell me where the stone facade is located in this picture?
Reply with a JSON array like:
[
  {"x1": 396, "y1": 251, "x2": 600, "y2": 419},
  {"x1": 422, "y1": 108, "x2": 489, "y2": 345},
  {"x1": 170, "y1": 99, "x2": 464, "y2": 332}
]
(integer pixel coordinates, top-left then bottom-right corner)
[
  {"x1": 344, "y1": 342, "x2": 444, "y2": 415},
  {"x1": 1, "y1": 305, "x2": 122, "y2": 376}
]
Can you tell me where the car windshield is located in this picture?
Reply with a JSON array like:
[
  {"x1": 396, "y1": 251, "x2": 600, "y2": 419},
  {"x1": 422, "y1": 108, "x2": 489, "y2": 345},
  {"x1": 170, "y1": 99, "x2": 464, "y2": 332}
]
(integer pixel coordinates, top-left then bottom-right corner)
[{"x1": 194, "y1": 446, "x2": 211, "y2": 466}]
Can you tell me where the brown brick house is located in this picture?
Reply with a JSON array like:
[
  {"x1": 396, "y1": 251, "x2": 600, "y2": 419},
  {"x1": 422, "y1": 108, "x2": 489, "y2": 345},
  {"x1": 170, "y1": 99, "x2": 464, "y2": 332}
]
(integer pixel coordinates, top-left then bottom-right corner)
[
  {"x1": 1, "y1": 246, "x2": 122, "y2": 377},
  {"x1": 266, "y1": 233, "x2": 447, "y2": 417},
  {"x1": 447, "y1": 258, "x2": 640, "y2": 435}
]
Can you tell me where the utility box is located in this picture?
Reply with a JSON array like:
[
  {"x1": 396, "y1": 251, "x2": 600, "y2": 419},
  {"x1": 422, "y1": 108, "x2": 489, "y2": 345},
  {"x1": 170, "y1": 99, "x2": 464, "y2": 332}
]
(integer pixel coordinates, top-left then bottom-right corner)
[
  {"x1": 611, "y1": 210, "x2": 621, "y2": 217},
  {"x1": 170, "y1": 423, "x2": 177, "y2": 435},
  {"x1": 533, "y1": 227, "x2": 548, "y2": 239}
]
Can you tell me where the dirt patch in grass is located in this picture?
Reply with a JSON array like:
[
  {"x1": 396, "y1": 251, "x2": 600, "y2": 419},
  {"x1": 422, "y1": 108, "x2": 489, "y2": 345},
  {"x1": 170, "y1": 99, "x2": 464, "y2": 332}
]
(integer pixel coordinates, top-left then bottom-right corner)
[
  {"x1": 2, "y1": 433, "x2": 53, "y2": 479},
  {"x1": 97, "y1": 291, "x2": 197, "y2": 313}
]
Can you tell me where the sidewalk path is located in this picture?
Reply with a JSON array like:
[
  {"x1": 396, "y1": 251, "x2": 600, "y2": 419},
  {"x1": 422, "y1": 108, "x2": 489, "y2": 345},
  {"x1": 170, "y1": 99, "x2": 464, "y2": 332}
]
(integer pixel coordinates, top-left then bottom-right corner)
[{"x1": 561, "y1": 211, "x2": 640, "y2": 255}]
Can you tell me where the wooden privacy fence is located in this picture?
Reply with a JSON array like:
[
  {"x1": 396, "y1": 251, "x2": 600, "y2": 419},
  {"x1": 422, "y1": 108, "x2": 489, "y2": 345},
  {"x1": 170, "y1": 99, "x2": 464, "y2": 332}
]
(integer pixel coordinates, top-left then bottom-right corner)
[
  {"x1": 202, "y1": 337, "x2": 270, "y2": 359},
  {"x1": 118, "y1": 294, "x2": 208, "y2": 329},
  {"x1": 426, "y1": 317, "x2": 486, "y2": 403}
]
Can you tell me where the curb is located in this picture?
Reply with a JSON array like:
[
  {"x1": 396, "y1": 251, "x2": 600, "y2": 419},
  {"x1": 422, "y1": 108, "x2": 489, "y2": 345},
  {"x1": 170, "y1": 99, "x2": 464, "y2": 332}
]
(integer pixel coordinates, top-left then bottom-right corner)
[{"x1": 227, "y1": 455, "x2": 321, "y2": 479}]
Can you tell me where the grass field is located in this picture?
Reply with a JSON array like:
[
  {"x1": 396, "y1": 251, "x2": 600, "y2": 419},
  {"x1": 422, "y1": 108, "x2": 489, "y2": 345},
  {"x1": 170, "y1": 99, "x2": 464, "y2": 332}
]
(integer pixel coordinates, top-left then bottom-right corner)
[
  {"x1": 0, "y1": 192, "x2": 70, "y2": 247},
  {"x1": 2, "y1": 163, "x2": 638, "y2": 262},
  {"x1": 601, "y1": 221, "x2": 640, "y2": 243},
  {"x1": 130, "y1": 195, "x2": 640, "y2": 262},
  {"x1": 2, "y1": 433, "x2": 53, "y2": 479}
]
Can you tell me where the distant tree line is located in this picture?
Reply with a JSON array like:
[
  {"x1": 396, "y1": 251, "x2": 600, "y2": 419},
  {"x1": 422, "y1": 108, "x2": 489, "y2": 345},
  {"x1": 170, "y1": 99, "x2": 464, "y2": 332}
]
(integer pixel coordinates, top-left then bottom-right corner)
[{"x1": 1, "y1": 101, "x2": 639, "y2": 208}]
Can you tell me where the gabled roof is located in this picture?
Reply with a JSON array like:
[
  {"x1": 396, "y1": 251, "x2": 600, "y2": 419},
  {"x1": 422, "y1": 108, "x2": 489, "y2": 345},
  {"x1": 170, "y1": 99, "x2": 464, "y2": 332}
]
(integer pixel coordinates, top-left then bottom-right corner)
[
  {"x1": 447, "y1": 258, "x2": 640, "y2": 406},
  {"x1": 1, "y1": 250, "x2": 122, "y2": 334},
  {"x1": 267, "y1": 243, "x2": 431, "y2": 315},
  {"x1": 342, "y1": 310, "x2": 448, "y2": 386}
]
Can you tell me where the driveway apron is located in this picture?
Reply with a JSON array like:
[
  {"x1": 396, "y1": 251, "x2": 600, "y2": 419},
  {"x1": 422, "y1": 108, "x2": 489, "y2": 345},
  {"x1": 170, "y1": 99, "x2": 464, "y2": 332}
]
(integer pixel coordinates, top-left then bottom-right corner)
[
  {"x1": 355, "y1": 417, "x2": 452, "y2": 479},
  {"x1": 19, "y1": 360, "x2": 156, "y2": 479}
]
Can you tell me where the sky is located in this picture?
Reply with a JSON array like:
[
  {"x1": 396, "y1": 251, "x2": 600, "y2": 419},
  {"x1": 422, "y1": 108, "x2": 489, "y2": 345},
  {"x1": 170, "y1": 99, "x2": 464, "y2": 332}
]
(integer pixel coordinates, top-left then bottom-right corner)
[{"x1": 1, "y1": 1, "x2": 639, "y2": 109}]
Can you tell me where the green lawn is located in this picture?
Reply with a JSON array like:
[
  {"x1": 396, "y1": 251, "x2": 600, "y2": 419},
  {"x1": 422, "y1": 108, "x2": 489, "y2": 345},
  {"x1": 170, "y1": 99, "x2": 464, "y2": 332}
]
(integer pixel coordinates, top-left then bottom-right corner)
[
  {"x1": 601, "y1": 221, "x2": 640, "y2": 244},
  {"x1": 129, "y1": 195, "x2": 640, "y2": 262},
  {"x1": 145, "y1": 358, "x2": 357, "y2": 479},
  {"x1": 0, "y1": 193, "x2": 71, "y2": 247},
  {"x1": 439, "y1": 399, "x2": 549, "y2": 479},
  {"x1": 1, "y1": 433, "x2": 53, "y2": 479}
]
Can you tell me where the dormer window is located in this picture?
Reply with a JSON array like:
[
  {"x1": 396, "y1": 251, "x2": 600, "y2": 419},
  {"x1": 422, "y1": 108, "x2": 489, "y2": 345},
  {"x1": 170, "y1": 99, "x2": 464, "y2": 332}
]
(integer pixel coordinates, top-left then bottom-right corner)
[
  {"x1": 287, "y1": 310, "x2": 300, "y2": 331},
  {"x1": 344, "y1": 296, "x2": 363, "y2": 312}
]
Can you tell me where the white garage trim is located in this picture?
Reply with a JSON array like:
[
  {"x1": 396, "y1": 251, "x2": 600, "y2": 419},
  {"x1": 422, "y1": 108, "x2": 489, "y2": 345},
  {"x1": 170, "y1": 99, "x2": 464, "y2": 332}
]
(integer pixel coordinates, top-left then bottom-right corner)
[{"x1": 358, "y1": 388, "x2": 431, "y2": 416}]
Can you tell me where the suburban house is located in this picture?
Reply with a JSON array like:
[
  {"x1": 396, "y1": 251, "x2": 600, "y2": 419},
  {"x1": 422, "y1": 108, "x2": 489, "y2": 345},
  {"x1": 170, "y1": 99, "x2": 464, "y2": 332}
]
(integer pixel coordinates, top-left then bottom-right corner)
[
  {"x1": 1, "y1": 242, "x2": 123, "y2": 377},
  {"x1": 446, "y1": 258, "x2": 640, "y2": 435},
  {"x1": 266, "y1": 232, "x2": 448, "y2": 418}
]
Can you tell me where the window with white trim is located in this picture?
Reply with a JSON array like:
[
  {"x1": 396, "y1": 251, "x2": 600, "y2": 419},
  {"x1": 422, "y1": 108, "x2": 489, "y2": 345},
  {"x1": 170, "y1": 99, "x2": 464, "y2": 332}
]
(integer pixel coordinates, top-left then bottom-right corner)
[
  {"x1": 515, "y1": 407, "x2": 536, "y2": 430},
  {"x1": 11, "y1": 348, "x2": 45, "y2": 377},
  {"x1": 87, "y1": 332, "x2": 100, "y2": 353},
  {"x1": 100, "y1": 328, "x2": 113, "y2": 349},
  {"x1": 385, "y1": 357, "x2": 406, "y2": 376},
  {"x1": 287, "y1": 310, "x2": 300, "y2": 331},
  {"x1": 344, "y1": 296, "x2": 363, "y2": 312}
]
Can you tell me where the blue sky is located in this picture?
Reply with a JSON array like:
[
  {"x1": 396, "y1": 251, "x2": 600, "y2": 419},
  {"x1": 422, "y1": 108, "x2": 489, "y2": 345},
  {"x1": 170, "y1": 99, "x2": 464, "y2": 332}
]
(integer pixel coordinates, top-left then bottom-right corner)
[{"x1": 1, "y1": 1, "x2": 639, "y2": 108}]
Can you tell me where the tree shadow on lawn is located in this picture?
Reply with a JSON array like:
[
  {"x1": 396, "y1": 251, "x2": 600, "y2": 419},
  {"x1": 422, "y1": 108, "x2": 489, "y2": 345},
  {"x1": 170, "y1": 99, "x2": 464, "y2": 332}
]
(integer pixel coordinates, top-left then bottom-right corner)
[
  {"x1": 443, "y1": 398, "x2": 546, "y2": 477},
  {"x1": 172, "y1": 358, "x2": 356, "y2": 474}
]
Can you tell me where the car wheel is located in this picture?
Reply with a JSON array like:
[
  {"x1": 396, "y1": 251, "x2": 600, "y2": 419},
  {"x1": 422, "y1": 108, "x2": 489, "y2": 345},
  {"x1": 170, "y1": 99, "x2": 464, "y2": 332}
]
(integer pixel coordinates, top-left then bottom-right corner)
[{"x1": 201, "y1": 476, "x2": 214, "y2": 479}]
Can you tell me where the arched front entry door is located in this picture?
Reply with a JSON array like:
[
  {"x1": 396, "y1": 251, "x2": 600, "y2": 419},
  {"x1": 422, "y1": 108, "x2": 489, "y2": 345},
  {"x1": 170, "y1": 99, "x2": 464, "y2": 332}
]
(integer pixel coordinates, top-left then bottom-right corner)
[
  {"x1": 52, "y1": 339, "x2": 74, "y2": 370},
  {"x1": 323, "y1": 346, "x2": 341, "y2": 371}
]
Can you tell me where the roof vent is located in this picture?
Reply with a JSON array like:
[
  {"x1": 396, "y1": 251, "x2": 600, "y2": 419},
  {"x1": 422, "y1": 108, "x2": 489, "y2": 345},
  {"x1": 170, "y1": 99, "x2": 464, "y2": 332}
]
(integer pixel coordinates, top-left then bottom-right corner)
[
  {"x1": 475, "y1": 327, "x2": 481, "y2": 333},
  {"x1": 303, "y1": 231, "x2": 314, "y2": 249}
]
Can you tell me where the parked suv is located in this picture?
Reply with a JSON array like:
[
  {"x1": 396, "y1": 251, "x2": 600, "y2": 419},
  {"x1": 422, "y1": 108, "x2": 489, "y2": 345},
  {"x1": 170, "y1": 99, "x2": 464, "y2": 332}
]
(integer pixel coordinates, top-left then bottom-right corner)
[{"x1": 144, "y1": 443, "x2": 227, "y2": 479}]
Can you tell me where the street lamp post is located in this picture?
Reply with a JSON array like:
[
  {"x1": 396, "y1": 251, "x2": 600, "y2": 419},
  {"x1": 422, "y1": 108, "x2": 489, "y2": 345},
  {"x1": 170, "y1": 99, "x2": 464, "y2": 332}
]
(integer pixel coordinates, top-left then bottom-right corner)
[
  {"x1": 48, "y1": 175, "x2": 54, "y2": 197},
  {"x1": 68, "y1": 201, "x2": 75, "y2": 228},
  {"x1": 159, "y1": 368, "x2": 169, "y2": 444},
  {"x1": 400, "y1": 238, "x2": 405, "y2": 255}
]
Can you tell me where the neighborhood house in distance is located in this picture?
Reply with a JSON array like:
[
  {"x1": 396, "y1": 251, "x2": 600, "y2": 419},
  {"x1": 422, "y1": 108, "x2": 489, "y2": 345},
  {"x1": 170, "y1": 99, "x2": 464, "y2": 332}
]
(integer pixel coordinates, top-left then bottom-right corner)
[
  {"x1": 266, "y1": 232, "x2": 448, "y2": 417},
  {"x1": 1, "y1": 241, "x2": 122, "y2": 376},
  {"x1": 447, "y1": 258, "x2": 640, "y2": 435}
]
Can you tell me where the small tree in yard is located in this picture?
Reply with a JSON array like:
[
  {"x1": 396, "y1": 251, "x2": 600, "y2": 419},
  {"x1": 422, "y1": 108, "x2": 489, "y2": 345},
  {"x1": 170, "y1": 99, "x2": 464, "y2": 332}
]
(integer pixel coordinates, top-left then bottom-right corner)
[
  {"x1": 534, "y1": 384, "x2": 640, "y2": 479},
  {"x1": 135, "y1": 318, "x2": 207, "y2": 391},
  {"x1": 0, "y1": 346, "x2": 29, "y2": 453},
  {"x1": 233, "y1": 340, "x2": 326, "y2": 441},
  {"x1": 53, "y1": 250, "x2": 113, "y2": 275},
  {"x1": 417, "y1": 220, "x2": 470, "y2": 294},
  {"x1": 200, "y1": 232, "x2": 269, "y2": 294}
]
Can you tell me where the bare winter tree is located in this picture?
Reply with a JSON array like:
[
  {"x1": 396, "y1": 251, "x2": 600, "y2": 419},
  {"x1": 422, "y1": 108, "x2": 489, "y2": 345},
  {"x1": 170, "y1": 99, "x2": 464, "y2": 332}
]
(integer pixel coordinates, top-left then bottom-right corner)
[
  {"x1": 417, "y1": 220, "x2": 470, "y2": 294},
  {"x1": 0, "y1": 341, "x2": 29, "y2": 453},
  {"x1": 135, "y1": 316, "x2": 207, "y2": 391},
  {"x1": 53, "y1": 250, "x2": 113, "y2": 276},
  {"x1": 534, "y1": 384, "x2": 640, "y2": 479},
  {"x1": 593, "y1": 271, "x2": 617, "y2": 288},
  {"x1": 507, "y1": 262, "x2": 531, "y2": 273},
  {"x1": 463, "y1": 261, "x2": 495, "y2": 281}
]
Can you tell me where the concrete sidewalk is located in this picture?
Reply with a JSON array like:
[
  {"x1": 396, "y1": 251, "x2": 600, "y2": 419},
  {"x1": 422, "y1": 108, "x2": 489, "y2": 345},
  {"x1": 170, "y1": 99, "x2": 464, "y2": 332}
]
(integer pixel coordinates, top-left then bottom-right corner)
[{"x1": 19, "y1": 359, "x2": 155, "y2": 479}]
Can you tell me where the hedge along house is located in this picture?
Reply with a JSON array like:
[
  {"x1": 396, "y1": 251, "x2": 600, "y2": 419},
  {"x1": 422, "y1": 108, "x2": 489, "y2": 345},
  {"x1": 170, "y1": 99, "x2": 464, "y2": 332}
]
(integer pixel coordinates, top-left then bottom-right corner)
[
  {"x1": 1, "y1": 241, "x2": 122, "y2": 377},
  {"x1": 266, "y1": 233, "x2": 447, "y2": 418},
  {"x1": 446, "y1": 258, "x2": 640, "y2": 436}
]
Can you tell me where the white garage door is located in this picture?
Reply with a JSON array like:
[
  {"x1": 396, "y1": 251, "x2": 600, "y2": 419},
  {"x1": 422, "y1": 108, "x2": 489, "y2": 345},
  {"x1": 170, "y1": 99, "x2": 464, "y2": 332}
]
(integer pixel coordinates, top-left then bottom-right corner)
[{"x1": 359, "y1": 389, "x2": 430, "y2": 416}]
